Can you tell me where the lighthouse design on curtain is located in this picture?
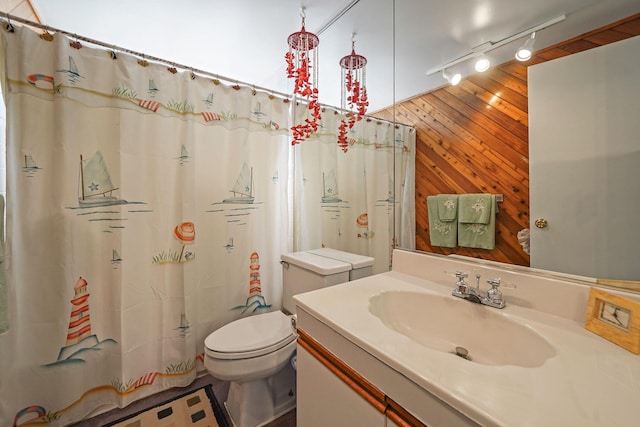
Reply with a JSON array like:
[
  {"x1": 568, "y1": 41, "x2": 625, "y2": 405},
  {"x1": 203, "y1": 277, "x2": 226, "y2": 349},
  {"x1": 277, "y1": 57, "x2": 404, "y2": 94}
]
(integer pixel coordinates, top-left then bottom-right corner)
[
  {"x1": 233, "y1": 252, "x2": 272, "y2": 313},
  {"x1": 57, "y1": 277, "x2": 100, "y2": 361}
]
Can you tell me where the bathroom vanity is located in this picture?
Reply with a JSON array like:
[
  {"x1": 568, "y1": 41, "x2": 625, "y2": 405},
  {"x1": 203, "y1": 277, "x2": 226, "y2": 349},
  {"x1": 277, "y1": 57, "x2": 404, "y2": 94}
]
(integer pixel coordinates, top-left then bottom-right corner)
[{"x1": 294, "y1": 249, "x2": 640, "y2": 426}]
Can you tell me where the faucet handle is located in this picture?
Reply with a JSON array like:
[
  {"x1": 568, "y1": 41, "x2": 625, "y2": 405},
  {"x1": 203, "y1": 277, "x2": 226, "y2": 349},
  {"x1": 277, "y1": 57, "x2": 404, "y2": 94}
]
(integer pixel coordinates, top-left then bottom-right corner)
[
  {"x1": 486, "y1": 278, "x2": 501, "y2": 287},
  {"x1": 452, "y1": 271, "x2": 469, "y2": 297},
  {"x1": 484, "y1": 278, "x2": 505, "y2": 308},
  {"x1": 455, "y1": 271, "x2": 468, "y2": 280}
]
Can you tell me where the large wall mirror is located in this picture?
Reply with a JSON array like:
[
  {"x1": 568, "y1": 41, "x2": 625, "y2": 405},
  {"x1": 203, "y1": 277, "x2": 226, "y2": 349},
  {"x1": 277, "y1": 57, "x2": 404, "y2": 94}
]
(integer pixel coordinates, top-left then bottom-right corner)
[{"x1": 388, "y1": 3, "x2": 640, "y2": 292}]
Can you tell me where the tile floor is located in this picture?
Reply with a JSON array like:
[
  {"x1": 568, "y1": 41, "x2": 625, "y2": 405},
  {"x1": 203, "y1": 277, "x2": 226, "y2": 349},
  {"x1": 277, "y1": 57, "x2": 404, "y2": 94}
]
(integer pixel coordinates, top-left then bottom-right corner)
[{"x1": 68, "y1": 374, "x2": 296, "y2": 427}]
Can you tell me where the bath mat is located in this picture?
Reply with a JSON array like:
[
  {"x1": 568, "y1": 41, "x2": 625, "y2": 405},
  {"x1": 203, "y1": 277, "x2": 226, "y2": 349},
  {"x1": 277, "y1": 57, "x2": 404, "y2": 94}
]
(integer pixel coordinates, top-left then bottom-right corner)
[{"x1": 105, "y1": 384, "x2": 229, "y2": 427}]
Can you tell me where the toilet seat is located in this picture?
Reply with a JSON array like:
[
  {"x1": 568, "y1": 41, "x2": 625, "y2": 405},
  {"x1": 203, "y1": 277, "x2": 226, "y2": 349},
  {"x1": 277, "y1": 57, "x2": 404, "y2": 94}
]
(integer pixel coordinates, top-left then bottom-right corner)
[{"x1": 205, "y1": 311, "x2": 296, "y2": 360}]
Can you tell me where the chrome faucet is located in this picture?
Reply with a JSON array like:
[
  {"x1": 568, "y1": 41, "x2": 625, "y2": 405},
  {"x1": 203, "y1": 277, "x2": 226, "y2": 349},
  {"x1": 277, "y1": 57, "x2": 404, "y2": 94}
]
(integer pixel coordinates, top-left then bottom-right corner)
[
  {"x1": 452, "y1": 271, "x2": 482, "y2": 304},
  {"x1": 451, "y1": 272, "x2": 505, "y2": 309},
  {"x1": 483, "y1": 278, "x2": 505, "y2": 309}
]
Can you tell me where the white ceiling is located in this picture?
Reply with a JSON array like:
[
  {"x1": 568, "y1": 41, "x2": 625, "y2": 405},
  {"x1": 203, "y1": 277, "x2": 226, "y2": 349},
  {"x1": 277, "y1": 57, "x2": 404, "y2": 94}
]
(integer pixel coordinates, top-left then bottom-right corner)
[{"x1": 29, "y1": 0, "x2": 640, "y2": 112}]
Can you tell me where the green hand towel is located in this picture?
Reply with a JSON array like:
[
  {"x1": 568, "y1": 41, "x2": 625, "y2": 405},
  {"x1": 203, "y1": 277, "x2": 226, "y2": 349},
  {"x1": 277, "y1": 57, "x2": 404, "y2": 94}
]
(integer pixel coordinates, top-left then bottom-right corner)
[
  {"x1": 436, "y1": 194, "x2": 458, "y2": 222},
  {"x1": 457, "y1": 194, "x2": 496, "y2": 249},
  {"x1": 458, "y1": 194, "x2": 493, "y2": 224},
  {"x1": 427, "y1": 196, "x2": 457, "y2": 247}
]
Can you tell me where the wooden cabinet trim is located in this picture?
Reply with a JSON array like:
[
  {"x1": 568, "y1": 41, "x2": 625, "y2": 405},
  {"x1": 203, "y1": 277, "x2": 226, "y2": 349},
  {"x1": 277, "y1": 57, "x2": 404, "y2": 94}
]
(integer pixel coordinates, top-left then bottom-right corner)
[
  {"x1": 297, "y1": 328, "x2": 428, "y2": 426},
  {"x1": 386, "y1": 396, "x2": 429, "y2": 427},
  {"x1": 297, "y1": 328, "x2": 387, "y2": 414}
]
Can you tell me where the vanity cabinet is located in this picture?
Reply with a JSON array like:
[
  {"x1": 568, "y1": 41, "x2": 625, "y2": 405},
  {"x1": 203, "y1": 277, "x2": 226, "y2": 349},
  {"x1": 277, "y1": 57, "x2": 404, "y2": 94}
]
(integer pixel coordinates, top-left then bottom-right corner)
[
  {"x1": 296, "y1": 345, "x2": 386, "y2": 426},
  {"x1": 297, "y1": 328, "x2": 428, "y2": 427}
]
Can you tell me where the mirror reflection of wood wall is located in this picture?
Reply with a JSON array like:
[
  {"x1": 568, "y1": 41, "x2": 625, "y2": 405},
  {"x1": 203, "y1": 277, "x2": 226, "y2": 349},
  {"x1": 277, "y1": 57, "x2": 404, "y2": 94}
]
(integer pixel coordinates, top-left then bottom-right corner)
[{"x1": 376, "y1": 13, "x2": 640, "y2": 288}]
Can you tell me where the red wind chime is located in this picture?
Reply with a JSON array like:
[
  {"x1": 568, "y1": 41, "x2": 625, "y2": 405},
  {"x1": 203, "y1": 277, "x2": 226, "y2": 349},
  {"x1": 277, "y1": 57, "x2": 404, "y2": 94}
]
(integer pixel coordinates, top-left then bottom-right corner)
[
  {"x1": 285, "y1": 11, "x2": 321, "y2": 145},
  {"x1": 337, "y1": 36, "x2": 368, "y2": 152}
]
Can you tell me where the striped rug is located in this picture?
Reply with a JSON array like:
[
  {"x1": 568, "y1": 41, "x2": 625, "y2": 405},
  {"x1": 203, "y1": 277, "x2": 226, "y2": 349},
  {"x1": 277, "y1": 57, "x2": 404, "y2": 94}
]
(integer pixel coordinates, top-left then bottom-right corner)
[{"x1": 106, "y1": 385, "x2": 228, "y2": 427}]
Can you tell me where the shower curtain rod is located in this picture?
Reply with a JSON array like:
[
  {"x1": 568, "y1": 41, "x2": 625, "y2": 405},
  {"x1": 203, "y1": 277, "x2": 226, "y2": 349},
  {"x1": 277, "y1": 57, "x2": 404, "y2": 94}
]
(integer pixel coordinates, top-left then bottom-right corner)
[{"x1": 1, "y1": 12, "x2": 411, "y2": 129}]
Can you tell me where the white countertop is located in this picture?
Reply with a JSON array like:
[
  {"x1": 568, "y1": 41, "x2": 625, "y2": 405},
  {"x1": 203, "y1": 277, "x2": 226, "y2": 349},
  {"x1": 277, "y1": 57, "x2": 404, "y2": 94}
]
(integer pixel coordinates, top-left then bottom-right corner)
[{"x1": 294, "y1": 267, "x2": 640, "y2": 427}]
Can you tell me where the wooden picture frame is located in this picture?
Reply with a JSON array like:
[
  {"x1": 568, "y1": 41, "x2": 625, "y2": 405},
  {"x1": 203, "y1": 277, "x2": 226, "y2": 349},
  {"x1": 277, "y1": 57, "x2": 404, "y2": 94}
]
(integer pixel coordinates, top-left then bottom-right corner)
[{"x1": 585, "y1": 287, "x2": 640, "y2": 354}]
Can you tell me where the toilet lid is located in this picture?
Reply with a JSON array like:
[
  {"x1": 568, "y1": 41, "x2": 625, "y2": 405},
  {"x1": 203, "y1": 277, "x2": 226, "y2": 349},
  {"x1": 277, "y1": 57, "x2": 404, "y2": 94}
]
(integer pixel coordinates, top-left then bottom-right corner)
[{"x1": 205, "y1": 311, "x2": 296, "y2": 360}]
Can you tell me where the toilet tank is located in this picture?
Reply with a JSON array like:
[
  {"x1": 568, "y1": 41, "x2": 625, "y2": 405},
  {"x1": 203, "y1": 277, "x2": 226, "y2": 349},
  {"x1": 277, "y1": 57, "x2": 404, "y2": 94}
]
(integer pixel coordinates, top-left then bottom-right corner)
[
  {"x1": 281, "y1": 251, "x2": 351, "y2": 314},
  {"x1": 306, "y1": 248, "x2": 375, "y2": 281}
]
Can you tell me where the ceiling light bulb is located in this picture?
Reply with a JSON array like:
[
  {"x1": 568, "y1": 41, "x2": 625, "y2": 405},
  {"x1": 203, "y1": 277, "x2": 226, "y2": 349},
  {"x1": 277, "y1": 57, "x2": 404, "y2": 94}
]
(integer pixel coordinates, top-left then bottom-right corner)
[
  {"x1": 442, "y1": 70, "x2": 462, "y2": 86},
  {"x1": 474, "y1": 57, "x2": 490, "y2": 72},
  {"x1": 515, "y1": 32, "x2": 536, "y2": 61}
]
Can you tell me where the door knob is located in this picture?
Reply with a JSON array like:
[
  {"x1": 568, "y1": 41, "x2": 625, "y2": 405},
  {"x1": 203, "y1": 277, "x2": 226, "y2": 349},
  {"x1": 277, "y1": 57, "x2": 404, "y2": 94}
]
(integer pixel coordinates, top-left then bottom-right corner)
[{"x1": 534, "y1": 218, "x2": 548, "y2": 229}]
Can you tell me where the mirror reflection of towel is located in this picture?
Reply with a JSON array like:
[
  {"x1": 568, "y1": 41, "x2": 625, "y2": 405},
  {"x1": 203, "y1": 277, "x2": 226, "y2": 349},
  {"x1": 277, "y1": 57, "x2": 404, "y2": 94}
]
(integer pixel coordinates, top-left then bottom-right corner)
[
  {"x1": 458, "y1": 194, "x2": 492, "y2": 224},
  {"x1": 436, "y1": 194, "x2": 458, "y2": 222},
  {"x1": 427, "y1": 196, "x2": 457, "y2": 247},
  {"x1": 458, "y1": 194, "x2": 496, "y2": 249}
]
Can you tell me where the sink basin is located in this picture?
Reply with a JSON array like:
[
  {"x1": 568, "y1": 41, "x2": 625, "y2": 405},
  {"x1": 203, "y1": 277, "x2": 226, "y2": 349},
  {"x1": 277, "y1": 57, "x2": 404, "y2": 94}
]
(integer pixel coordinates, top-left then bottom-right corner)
[{"x1": 369, "y1": 290, "x2": 556, "y2": 367}]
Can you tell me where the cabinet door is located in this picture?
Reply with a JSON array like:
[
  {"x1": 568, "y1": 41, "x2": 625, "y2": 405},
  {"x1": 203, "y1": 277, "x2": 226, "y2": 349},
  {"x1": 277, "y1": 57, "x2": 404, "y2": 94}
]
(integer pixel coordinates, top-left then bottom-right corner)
[
  {"x1": 297, "y1": 345, "x2": 386, "y2": 427},
  {"x1": 386, "y1": 418, "x2": 401, "y2": 427}
]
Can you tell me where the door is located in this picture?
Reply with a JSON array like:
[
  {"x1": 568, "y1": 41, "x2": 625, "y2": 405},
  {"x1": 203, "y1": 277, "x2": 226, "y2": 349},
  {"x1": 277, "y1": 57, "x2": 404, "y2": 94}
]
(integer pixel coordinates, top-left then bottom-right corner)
[{"x1": 528, "y1": 36, "x2": 640, "y2": 281}]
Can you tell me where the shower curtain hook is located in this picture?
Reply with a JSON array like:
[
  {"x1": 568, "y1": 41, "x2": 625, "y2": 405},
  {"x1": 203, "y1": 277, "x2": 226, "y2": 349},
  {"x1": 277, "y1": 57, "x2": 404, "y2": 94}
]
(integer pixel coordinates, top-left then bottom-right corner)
[
  {"x1": 110, "y1": 45, "x2": 118, "y2": 60},
  {"x1": 5, "y1": 16, "x2": 14, "y2": 33},
  {"x1": 138, "y1": 54, "x2": 149, "y2": 67},
  {"x1": 70, "y1": 33, "x2": 82, "y2": 49},
  {"x1": 40, "y1": 29, "x2": 54, "y2": 41}
]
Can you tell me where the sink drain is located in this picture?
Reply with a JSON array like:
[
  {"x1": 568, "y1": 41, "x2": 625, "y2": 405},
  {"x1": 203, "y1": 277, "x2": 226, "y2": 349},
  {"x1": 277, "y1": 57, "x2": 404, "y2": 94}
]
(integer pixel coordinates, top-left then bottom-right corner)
[{"x1": 453, "y1": 346, "x2": 471, "y2": 361}]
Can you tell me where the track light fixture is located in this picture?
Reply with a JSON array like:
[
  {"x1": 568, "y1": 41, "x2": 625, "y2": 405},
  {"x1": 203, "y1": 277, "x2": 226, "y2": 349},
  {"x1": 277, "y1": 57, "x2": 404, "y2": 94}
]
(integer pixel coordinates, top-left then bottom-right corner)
[
  {"x1": 474, "y1": 56, "x2": 490, "y2": 72},
  {"x1": 515, "y1": 32, "x2": 536, "y2": 61},
  {"x1": 426, "y1": 14, "x2": 565, "y2": 77},
  {"x1": 442, "y1": 69, "x2": 461, "y2": 85}
]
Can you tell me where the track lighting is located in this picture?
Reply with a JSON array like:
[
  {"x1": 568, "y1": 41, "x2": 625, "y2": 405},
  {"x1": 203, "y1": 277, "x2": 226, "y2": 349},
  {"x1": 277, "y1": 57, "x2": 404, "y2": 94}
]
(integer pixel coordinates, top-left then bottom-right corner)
[
  {"x1": 474, "y1": 56, "x2": 490, "y2": 72},
  {"x1": 515, "y1": 32, "x2": 536, "y2": 61},
  {"x1": 442, "y1": 69, "x2": 461, "y2": 86},
  {"x1": 426, "y1": 14, "x2": 565, "y2": 77}
]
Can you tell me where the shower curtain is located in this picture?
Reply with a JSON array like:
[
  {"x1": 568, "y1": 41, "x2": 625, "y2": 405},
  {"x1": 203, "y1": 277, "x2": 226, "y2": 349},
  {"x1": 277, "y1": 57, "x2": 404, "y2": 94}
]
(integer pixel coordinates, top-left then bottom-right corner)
[
  {"x1": 0, "y1": 25, "x2": 290, "y2": 426},
  {"x1": 292, "y1": 104, "x2": 415, "y2": 274},
  {"x1": 0, "y1": 20, "x2": 415, "y2": 427}
]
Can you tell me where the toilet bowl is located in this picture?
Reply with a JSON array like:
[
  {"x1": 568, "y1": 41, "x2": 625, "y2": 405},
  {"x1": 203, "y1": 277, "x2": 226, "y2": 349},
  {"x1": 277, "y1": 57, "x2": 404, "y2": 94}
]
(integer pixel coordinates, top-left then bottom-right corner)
[
  {"x1": 205, "y1": 311, "x2": 297, "y2": 427},
  {"x1": 204, "y1": 250, "x2": 372, "y2": 427}
]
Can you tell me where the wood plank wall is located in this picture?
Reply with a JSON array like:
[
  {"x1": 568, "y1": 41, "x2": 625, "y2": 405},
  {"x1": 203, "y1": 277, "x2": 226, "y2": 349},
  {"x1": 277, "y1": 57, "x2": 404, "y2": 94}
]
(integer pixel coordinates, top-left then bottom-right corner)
[{"x1": 375, "y1": 13, "x2": 640, "y2": 267}]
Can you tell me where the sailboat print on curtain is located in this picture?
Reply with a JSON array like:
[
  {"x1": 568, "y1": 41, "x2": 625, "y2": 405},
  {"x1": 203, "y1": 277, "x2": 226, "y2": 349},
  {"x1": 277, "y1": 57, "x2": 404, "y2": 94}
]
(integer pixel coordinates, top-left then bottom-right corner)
[
  {"x1": 177, "y1": 145, "x2": 189, "y2": 164},
  {"x1": 175, "y1": 313, "x2": 190, "y2": 337},
  {"x1": 377, "y1": 177, "x2": 397, "y2": 204},
  {"x1": 203, "y1": 92, "x2": 214, "y2": 107},
  {"x1": 251, "y1": 102, "x2": 266, "y2": 121},
  {"x1": 57, "y1": 56, "x2": 82, "y2": 85},
  {"x1": 111, "y1": 249, "x2": 122, "y2": 269},
  {"x1": 78, "y1": 151, "x2": 127, "y2": 207},
  {"x1": 224, "y1": 237, "x2": 234, "y2": 253},
  {"x1": 148, "y1": 79, "x2": 159, "y2": 97},
  {"x1": 223, "y1": 162, "x2": 255, "y2": 204},
  {"x1": 321, "y1": 170, "x2": 342, "y2": 203},
  {"x1": 22, "y1": 154, "x2": 41, "y2": 177}
]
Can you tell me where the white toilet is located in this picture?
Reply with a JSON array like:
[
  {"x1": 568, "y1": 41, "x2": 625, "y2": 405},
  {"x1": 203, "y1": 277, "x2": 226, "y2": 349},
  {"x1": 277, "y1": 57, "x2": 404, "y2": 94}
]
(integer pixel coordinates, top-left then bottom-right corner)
[{"x1": 204, "y1": 250, "x2": 367, "y2": 427}]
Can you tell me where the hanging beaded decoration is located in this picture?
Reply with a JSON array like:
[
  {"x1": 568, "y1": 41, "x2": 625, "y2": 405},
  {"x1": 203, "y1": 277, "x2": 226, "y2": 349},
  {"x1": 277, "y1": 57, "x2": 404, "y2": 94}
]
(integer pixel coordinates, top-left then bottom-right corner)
[
  {"x1": 338, "y1": 36, "x2": 368, "y2": 152},
  {"x1": 285, "y1": 10, "x2": 321, "y2": 145}
]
